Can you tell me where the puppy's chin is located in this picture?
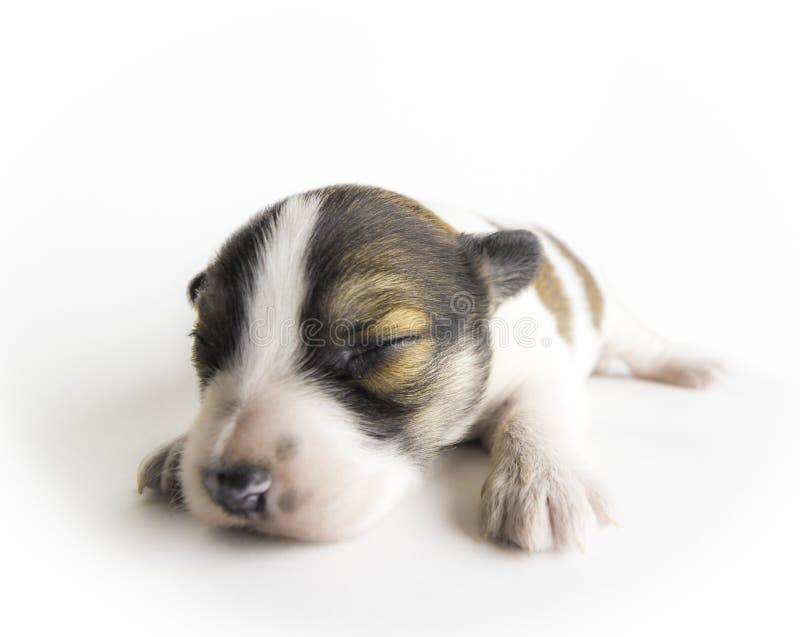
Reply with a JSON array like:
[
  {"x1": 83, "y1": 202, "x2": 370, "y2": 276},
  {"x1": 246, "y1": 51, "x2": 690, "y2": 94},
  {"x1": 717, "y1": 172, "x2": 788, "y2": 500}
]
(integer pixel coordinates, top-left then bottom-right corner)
[{"x1": 179, "y1": 450, "x2": 420, "y2": 541}]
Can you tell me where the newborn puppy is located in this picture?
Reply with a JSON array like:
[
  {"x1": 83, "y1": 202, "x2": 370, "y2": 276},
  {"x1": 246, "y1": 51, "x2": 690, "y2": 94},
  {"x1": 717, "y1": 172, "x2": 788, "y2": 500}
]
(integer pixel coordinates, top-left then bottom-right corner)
[{"x1": 138, "y1": 185, "x2": 723, "y2": 551}]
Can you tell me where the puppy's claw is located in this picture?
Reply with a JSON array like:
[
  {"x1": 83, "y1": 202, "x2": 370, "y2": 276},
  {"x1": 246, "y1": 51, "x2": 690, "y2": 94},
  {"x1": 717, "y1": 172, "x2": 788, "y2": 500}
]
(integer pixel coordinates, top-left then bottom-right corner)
[{"x1": 585, "y1": 483, "x2": 617, "y2": 529}]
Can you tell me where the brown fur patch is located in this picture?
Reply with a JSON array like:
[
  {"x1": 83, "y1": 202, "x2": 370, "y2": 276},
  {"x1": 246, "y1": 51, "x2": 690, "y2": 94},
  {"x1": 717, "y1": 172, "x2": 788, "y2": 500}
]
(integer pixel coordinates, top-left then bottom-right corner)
[
  {"x1": 545, "y1": 232, "x2": 603, "y2": 330},
  {"x1": 326, "y1": 271, "x2": 413, "y2": 322},
  {"x1": 533, "y1": 254, "x2": 573, "y2": 345},
  {"x1": 359, "y1": 337, "x2": 434, "y2": 396},
  {"x1": 365, "y1": 307, "x2": 430, "y2": 341},
  {"x1": 358, "y1": 187, "x2": 458, "y2": 236}
]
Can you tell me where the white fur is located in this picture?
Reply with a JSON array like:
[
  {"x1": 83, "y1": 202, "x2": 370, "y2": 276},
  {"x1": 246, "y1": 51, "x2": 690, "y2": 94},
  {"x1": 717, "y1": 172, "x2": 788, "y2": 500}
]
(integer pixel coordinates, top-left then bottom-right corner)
[{"x1": 426, "y1": 202, "x2": 718, "y2": 551}]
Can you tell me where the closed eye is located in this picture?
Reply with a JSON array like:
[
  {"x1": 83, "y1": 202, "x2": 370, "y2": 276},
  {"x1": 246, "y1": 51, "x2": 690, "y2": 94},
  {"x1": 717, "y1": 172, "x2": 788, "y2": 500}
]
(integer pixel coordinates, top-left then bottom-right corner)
[{"x1": 344, "y1": 335, "x2": 419, "y2": 379}]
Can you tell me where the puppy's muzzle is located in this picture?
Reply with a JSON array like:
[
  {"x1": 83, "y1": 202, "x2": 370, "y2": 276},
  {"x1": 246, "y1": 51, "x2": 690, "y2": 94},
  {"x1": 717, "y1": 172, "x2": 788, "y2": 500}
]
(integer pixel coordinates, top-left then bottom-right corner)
[{"x1": 203, "y1": 464, "x2": 271, "y2": 516}]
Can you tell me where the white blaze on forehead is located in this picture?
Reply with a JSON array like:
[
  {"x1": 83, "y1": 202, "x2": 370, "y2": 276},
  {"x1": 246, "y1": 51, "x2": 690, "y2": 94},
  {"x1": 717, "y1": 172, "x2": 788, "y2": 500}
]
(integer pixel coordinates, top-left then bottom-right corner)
[{"x1": 240, "y1": 193, "x2": 322, "y2": 391}]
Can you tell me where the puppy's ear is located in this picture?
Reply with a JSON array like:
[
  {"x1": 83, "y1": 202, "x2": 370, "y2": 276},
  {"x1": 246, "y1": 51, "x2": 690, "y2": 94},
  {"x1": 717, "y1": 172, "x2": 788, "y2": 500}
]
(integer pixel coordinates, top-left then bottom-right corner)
[
  {"x1": 187, "y1": 271, "x2": 207, "y2": 305},
  {"x1": 459, "y1": 230, "x2": 542, "y2": 303}
]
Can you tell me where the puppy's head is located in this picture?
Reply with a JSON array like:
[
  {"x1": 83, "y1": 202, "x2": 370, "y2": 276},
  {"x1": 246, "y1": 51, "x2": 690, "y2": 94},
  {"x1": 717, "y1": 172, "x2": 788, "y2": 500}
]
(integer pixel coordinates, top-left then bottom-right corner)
[{"x1": 176, "y1": 185, "x2": 541, "y2": 540}]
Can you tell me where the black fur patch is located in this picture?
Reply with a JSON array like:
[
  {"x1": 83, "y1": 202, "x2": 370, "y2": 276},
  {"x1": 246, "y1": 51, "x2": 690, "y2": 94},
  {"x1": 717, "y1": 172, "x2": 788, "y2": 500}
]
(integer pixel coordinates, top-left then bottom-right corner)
[{"x1": 298, "y1": 185, "x2": 491, "y2": 455}]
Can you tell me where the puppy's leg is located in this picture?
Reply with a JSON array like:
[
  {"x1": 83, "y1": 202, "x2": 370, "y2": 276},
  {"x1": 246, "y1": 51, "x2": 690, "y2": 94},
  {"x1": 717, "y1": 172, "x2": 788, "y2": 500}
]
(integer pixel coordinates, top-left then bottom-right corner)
[
  {"x1": 480, "y1": 386, "x2": 613, "y2": 552},
  {"x1": 599, "y1": 297, "x2": 726, "y2": 389},
  {"x1": 137, "y1": 434, "x2": 187, "y2": 506}
]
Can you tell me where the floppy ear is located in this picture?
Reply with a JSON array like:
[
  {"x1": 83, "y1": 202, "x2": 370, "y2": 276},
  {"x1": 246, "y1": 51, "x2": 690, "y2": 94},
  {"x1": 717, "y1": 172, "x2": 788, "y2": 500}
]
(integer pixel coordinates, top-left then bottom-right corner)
[
  {"x1": 459, "y1": 230, "x2": 542, "y2": 303},
  {"x1": 187, "y1": 271, "x2": 207, "y2": 305}
]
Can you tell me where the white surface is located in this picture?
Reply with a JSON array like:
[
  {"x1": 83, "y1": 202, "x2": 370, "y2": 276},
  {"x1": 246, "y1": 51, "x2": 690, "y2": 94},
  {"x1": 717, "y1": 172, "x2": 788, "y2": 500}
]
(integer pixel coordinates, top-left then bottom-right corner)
[{"x1": 2, "y1": 2, "x2": 799, "y2": 636}]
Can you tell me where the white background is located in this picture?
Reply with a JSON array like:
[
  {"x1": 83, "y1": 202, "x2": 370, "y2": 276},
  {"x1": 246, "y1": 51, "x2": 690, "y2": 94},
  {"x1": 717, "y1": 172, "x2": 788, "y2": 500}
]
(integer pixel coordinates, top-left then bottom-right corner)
[{"x1": 2, "y1": 2, "x2": 799, "y2": 635}]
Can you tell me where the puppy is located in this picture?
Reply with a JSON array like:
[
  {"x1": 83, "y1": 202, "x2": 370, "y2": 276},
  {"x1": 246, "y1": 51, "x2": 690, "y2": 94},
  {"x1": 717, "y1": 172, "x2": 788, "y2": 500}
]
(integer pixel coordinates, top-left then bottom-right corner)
[{"x1": 138, "y1": 185, "x2": 723, "y2": 551}]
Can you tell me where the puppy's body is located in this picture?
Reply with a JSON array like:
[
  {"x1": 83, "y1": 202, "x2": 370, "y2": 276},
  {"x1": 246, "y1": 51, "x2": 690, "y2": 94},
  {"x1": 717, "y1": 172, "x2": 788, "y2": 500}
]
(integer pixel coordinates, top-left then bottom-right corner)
[{"x1": 138, "y1": 185, "x2": 723, "y2": 551}]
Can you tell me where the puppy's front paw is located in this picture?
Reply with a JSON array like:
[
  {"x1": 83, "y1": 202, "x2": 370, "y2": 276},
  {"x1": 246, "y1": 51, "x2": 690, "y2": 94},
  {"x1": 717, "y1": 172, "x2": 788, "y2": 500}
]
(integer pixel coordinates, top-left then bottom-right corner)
[
  {"x1": 480, "y1": 462, "x2": 613, "y2": 553},
  {"x1": 137, "y1": 435, "x2": 186, "y2": 506}
]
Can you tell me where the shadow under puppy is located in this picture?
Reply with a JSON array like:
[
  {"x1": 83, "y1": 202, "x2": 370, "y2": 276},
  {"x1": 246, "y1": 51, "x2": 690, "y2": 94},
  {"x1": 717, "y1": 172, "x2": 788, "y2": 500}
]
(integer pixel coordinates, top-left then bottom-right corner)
[{"x1": 138, "y1": 185, "x2": 724, "y2": 551}]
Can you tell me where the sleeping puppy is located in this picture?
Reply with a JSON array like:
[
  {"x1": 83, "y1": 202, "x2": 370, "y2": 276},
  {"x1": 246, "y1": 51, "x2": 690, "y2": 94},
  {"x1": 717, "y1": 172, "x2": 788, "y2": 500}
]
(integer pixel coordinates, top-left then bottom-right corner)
[{"x1": 137, "y1": 185, "x2": 724, "y2": 551}]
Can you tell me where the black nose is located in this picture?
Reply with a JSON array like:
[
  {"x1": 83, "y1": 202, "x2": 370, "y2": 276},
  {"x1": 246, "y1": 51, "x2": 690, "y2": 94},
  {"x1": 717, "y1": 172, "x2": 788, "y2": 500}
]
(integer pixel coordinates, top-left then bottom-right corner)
[{"x1": 203, "y1": 465, "x2": 271, "y2": 516}]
